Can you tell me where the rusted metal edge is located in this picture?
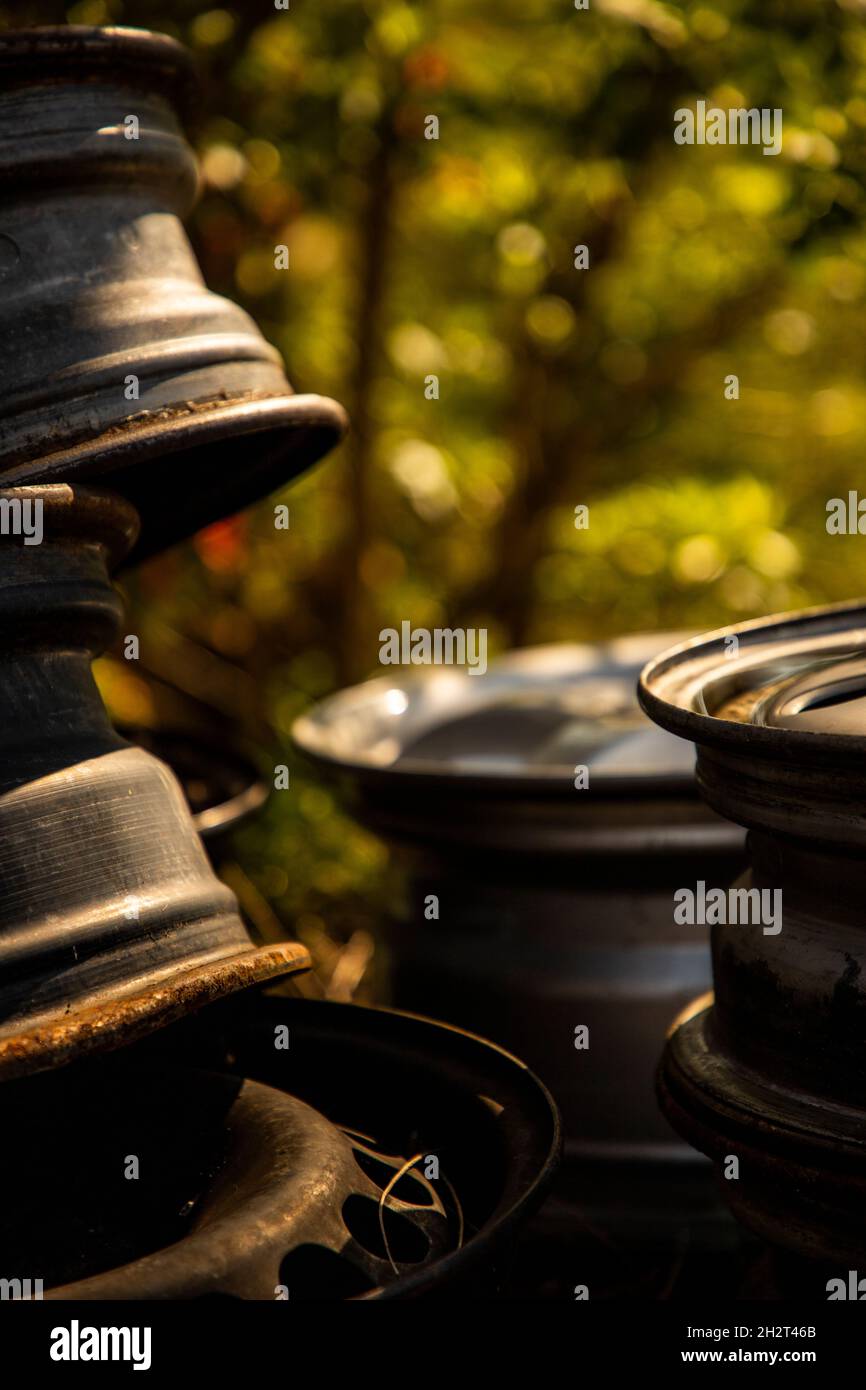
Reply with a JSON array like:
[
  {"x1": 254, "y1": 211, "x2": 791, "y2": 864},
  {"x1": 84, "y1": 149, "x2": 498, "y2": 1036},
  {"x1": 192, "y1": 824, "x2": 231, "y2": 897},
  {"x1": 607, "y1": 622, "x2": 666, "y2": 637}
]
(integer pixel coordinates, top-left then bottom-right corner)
[
  {"x1": 0, "y1": 942, "x2": 310, "y2": 1083},
  {"x1": 1, "y1": 392, "x2": 348, "y2": 475}
]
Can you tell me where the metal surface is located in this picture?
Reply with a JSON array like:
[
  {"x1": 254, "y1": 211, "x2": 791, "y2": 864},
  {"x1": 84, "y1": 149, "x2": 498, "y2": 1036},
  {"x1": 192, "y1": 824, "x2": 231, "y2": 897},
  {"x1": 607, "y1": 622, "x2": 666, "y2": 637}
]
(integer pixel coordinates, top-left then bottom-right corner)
[
  {"x1": 639, "y1": 602, "x2": 866, "y2": 1261},
  {"x1": 29, "y1": 1071, "x2": 448, "y2": 1299},
  {"x1": 0, "y1": 485, "x2": 308, "y2": 1081},
  {"x1": 0, "y1": 26, "x2": 347, "y2": 559},
  {"x1": 220, "y1": 996, "x2": 562, "y2": 1298},
  {"x1": 293, "y1": 633, "x2": 701, "y2": 798},
  {"x1": 294, "y1": 638, "x2": 745, "y2": 1168},
  {"x1": 6, "y1": 997, "x2": 559, "y2": 1299},
  {"x1": 292, "y1": 633, "x2": 743, "y2": 854},
  {"x1": 119, "y1": 726, "x2": 268, "y2": 844}
]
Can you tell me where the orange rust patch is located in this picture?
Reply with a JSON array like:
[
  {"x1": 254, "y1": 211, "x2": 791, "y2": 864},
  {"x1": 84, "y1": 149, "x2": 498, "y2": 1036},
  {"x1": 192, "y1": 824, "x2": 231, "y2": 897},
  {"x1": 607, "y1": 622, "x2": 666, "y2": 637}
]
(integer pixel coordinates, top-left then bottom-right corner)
[{"x1": 0, "y1": 941, "x2": 310, "y2": 1082}]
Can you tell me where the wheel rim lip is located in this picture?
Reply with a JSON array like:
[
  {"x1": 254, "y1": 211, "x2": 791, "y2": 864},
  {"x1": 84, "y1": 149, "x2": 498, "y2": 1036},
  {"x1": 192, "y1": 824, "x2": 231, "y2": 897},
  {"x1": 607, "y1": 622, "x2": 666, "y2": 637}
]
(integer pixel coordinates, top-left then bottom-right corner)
[
  {"x1": 0, "y1": 27, "x2": 198, "y2": 111},
  {"x1": 291, "y1": 634, "x2": 705, "y2": 800},
  {"x1": 0, "y1": 394, "x2": 348, "y2": 558},
  {"x1": 0, "y1": 942, "x2": 310, "y2": 1083},
  {"x1": 639, "y1": 597, "x2": 866, "y2": 763},
  {"x1": 0, "y1": 394, "x2": 348, "y2": 480},
  {"x1": 662, "y1": 1003, "x2": 866, "y2": 1162}
]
